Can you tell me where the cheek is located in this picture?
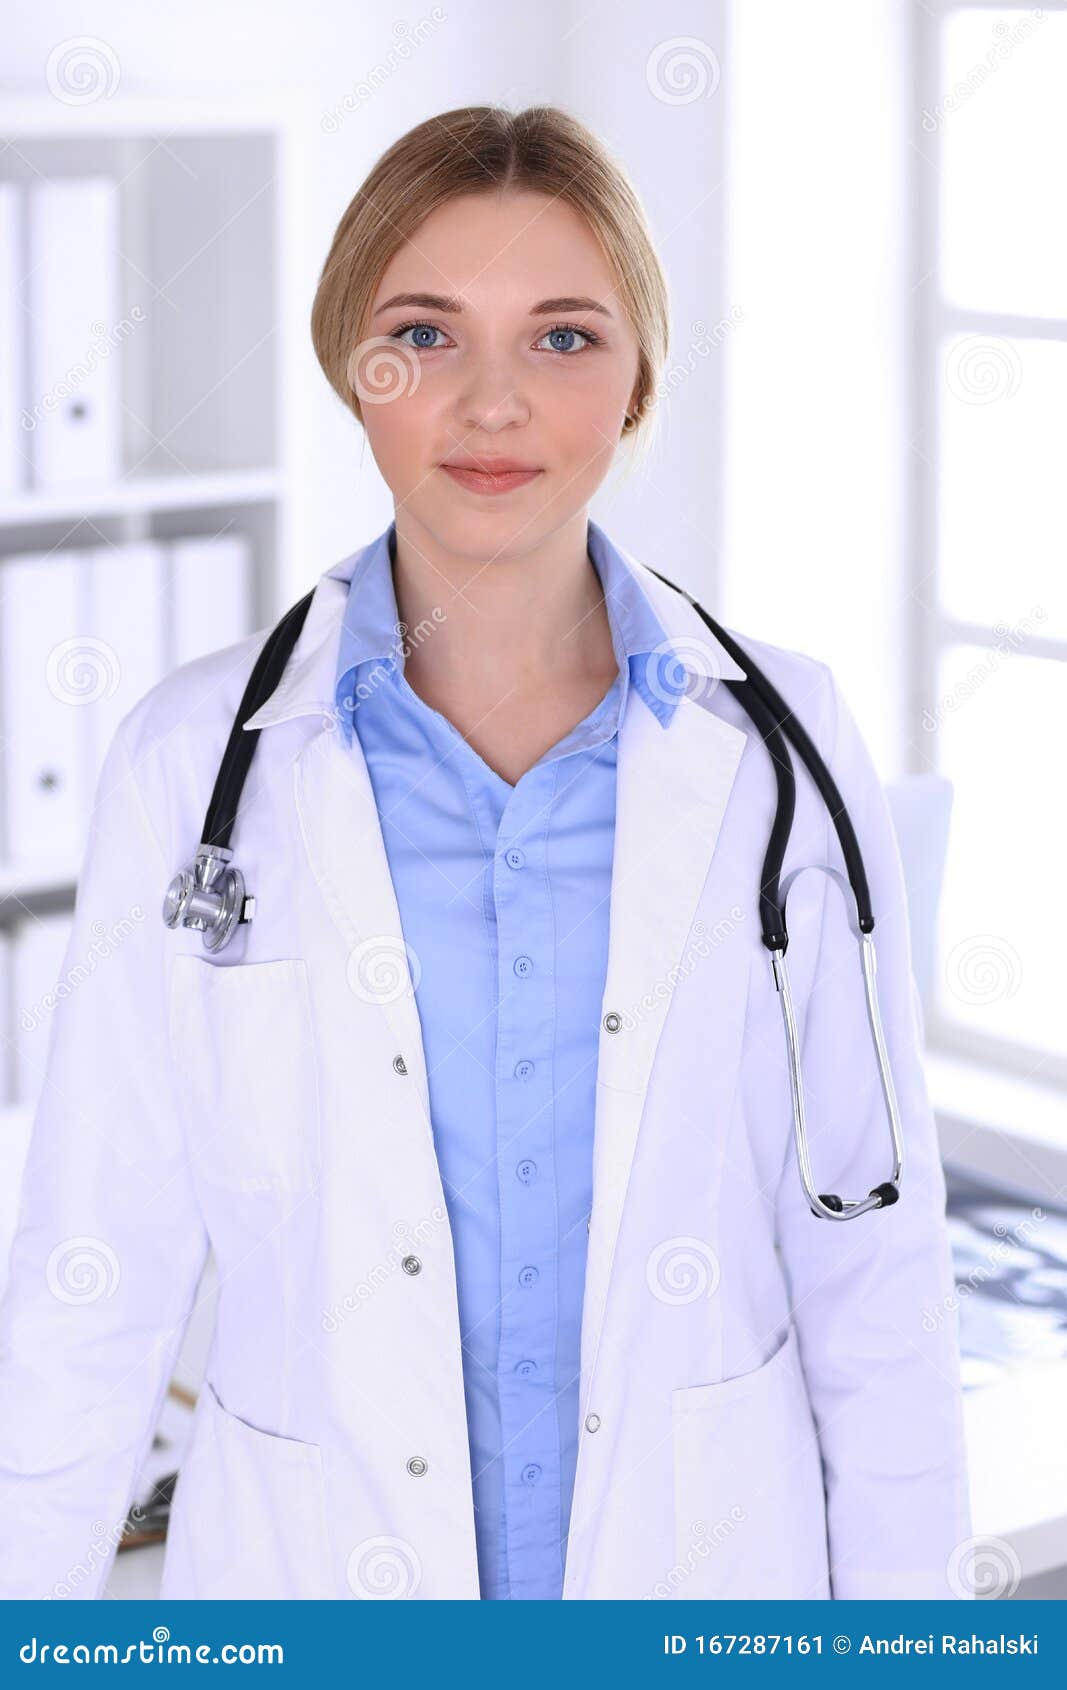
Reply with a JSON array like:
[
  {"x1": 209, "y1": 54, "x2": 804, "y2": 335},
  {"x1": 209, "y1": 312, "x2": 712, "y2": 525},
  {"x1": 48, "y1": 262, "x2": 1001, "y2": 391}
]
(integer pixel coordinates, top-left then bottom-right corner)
[
  {"x1": 550, "y1": 389, "x2": 623, "y2": 472},
  {"x1": 361, "y1": 392, "x2": 434, "y2": 479}
]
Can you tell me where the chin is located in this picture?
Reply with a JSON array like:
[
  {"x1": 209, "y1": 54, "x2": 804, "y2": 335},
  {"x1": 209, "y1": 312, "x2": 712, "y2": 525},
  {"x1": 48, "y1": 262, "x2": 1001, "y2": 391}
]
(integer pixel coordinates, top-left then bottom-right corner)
[{"x1": 417, "y1": 492, "x2": 554, "y2": 552}]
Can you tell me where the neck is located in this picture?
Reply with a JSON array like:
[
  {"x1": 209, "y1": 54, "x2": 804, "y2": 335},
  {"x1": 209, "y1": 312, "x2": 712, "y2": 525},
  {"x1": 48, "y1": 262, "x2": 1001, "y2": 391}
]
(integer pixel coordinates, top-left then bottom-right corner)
[{"x1": 390, "y1": 510, "x2": 616, "y2": 691}]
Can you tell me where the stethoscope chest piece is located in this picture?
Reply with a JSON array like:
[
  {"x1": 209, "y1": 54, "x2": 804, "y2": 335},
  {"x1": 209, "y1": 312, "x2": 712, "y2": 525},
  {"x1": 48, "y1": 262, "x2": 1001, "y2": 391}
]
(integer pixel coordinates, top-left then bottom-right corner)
[
  {"x1": 162, "y1": 587, "x2": 314, "y2": 957},
  {"x1": 162, "y1": 843, "x2": 253, "y2": 954}
]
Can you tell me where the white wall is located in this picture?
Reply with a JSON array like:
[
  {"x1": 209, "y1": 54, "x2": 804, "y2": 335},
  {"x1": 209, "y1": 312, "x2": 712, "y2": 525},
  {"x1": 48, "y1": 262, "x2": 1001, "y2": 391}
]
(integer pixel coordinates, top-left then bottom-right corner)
[
  {"x1": 721, "y1": 0, "x2": 911, "y2": 773},
  {"x1": 558, "y1": 4, "x2": 732, "y2": 599}
]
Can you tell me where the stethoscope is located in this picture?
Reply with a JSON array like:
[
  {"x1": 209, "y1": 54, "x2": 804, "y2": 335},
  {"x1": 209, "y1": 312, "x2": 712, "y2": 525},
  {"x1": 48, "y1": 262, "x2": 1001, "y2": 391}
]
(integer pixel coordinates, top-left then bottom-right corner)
[{"x1": 163, "y1": 566, "x2": 903, "y2": 1223}]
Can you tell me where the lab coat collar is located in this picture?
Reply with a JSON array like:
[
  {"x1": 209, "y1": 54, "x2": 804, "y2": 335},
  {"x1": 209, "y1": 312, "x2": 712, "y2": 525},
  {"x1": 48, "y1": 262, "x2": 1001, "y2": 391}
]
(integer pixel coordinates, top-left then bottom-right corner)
[
  {"x1": 330, "y1": 519, "x2": 692, "y2": 745},
  {"x1": 242, "y1": 521, "x2": 746, "y2": 734}
]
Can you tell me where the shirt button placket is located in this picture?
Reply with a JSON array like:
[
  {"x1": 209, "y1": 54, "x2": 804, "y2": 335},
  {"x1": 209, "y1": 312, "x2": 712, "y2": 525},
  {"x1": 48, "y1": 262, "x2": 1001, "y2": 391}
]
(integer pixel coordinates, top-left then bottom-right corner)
[{"x1": 495, "y1": 772, "x2": 560, "y2": 1595}]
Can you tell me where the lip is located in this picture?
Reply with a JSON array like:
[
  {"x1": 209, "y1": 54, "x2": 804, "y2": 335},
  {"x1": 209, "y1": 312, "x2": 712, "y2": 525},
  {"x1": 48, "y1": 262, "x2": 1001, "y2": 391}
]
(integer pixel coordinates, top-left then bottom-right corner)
[{"x1": 439, "y1": 462, "x2": 543, "y2": 496}]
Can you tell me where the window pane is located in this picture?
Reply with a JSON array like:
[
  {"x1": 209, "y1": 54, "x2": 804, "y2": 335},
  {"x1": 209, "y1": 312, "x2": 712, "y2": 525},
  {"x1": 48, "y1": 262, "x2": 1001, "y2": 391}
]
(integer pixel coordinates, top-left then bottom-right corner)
[
  {"x1": 938, "y1": 332, "x2": 1067, "y2": 637},
  {"x1": 933, "y1": 642, "x2": 1065, "y2": 1060},
  {"x1": 940, "y1": 8, "x2": 1067, "y2": 317}
]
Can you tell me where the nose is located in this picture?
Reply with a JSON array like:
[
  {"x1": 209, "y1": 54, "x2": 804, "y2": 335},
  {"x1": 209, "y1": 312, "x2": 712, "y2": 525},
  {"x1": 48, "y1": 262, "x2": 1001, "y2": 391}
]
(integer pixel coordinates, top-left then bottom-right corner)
[{"x1": 455, "y1": 352, "x2": 530, "y2": 433}]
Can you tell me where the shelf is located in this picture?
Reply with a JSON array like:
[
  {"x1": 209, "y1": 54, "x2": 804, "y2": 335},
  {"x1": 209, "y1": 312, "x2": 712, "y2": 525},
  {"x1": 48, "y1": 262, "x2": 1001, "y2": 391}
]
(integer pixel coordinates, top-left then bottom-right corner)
[
  {"x1": 0, "y1": 467, "x2": 282, "y2": 529},
  {"x1": 0, "y1": 863, "x2": 78, "y2": 902},
  {"x1": 0, "y1": 93, "x2": 296, "y2": 139}
]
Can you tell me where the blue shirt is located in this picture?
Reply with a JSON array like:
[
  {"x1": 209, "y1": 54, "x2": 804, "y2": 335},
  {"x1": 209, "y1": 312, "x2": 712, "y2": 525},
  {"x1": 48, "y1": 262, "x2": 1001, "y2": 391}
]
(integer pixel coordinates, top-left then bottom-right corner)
[{"x1": 333, "y1": 519, "x2": 678, "y2": 1599}]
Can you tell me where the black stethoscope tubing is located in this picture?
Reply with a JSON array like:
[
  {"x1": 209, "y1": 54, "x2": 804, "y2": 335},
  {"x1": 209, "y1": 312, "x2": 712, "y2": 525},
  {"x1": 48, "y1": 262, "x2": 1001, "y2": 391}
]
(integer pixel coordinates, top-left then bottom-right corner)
[{"x1": 201, "y1": 567, "x2": 874, "y2": 958}]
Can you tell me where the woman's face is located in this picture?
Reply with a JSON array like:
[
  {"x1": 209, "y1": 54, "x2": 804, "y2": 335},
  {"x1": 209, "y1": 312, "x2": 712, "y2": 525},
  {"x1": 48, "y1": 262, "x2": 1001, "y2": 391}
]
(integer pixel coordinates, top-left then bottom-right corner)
[{"x1": 353, "y1": 188, "x2": 641, "y2": 558}]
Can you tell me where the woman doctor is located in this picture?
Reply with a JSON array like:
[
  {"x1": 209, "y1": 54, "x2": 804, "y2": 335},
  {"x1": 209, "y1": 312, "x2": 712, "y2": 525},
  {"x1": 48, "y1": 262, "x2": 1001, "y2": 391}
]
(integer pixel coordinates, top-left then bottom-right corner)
[{"x1": 0, "y1": 105, "x2": 973, "y2": 1603}]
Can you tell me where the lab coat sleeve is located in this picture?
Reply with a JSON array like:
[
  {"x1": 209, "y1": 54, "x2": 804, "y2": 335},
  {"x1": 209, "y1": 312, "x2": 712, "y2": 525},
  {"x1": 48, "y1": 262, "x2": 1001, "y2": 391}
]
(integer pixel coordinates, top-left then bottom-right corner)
[
  {"x1": 773, "y1": 667, "x2": 975, "y2": 1601},
  {"x1": 0, "y1": 716, "x2": 209, "y2": 1599}
]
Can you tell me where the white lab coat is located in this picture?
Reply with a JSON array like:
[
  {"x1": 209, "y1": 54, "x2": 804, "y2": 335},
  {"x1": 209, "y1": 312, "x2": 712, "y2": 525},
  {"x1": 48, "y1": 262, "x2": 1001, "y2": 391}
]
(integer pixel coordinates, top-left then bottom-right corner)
[{"x1": 0, "y1": 535, "x2": 972, "y2": 1601}]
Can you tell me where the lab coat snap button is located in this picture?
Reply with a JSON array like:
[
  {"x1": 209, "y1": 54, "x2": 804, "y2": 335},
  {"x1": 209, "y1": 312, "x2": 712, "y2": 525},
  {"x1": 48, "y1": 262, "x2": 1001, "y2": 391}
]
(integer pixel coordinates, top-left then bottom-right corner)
[
  {"x1": 392, "y1": 1054, "x2": 408, "y2": 1075},
  {"x1": 585, "y1": 1412, "x2": 601, "y2": 1433},
  {"x1": 602, "y1": 1012, "x2": 622, "y2": 1033},
  {"x1": 402, "y1": 1255, "x2": 422, "y2": 1275},
  {"x1": 406, "y1": 1455, "x2": 428, "y2": 1477}
]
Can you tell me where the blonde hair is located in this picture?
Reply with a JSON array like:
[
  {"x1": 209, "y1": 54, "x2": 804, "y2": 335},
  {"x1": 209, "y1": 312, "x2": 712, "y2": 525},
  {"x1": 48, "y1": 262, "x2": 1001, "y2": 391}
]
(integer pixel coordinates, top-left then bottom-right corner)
[{"x1": 310, "y1": 105, "x2": 669, "y2": 453}]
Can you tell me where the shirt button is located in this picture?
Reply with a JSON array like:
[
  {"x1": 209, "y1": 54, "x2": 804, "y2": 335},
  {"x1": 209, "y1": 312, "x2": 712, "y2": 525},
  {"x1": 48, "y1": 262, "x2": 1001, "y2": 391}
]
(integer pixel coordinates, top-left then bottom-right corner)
[
  {"x1": 514, "y1": 1358, "x2": 537, "y2": 1377},
  {"x1": 513, "y1": 955, "x2": 533, "y2": 978},
  {"x1": 504, "y1": 846, "x2": 526, "y2": 870},
  {"x1": 520, "y1": 1462, "x2": 542, "y2": 1485},
  {"x1": 392, "y1": 1054, "x2": 408, "y2": 1075},
  {"x1": 516, "y1": 1158, "x2": 537, "y2": 1184},
  {"x1": 514, "y1": 1058, "x2": 534, "y2": 1081},
  {"x1": 406, "y1": 1455, "x2": 428, "y2": 1476},
  {"x1": 518, "y1": 1265, "x2": 539, "y2": 1288},
  {"x1": 401, "y1": 1255, "x2": 421, "y2": 1275},
  {"x1": 603, "y1": 1011, "x2": 622, "y2": 1033},
  {"x1": 585, "y1": 1412, "x2": 601, "y2": 1433}
]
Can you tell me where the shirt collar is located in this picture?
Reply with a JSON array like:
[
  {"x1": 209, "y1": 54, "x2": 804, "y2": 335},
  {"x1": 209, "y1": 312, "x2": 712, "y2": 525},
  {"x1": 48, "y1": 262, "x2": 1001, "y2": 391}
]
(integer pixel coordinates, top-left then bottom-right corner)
[{"x1": 333, "y1": 518, "x2": 685, "y2": 747}]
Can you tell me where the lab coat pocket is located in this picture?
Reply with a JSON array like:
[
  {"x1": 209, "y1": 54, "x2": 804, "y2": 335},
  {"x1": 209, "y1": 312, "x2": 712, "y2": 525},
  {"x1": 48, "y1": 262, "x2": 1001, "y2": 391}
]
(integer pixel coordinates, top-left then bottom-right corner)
[
  {"x1": 162, "y1": 1378, "x2": 333, "y2": 1599},
  {"x1": 169, "y1": 955, "x2": 321, "y2": 1194},
  {"x1": 670, "y1": 1322, "x2": 831, "y2": 1599}
]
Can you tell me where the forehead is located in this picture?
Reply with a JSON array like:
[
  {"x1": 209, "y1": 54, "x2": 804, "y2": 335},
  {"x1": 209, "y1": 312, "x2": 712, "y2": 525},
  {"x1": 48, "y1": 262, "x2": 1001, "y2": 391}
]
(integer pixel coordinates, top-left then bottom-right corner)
[{"x1": 373, "y1": 190, "x2": 615, "y2": 304}]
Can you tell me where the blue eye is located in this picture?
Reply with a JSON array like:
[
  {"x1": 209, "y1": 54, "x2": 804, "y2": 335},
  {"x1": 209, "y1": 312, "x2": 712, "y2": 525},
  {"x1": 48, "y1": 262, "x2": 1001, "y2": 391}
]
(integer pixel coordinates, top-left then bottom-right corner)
[
  {"x1": 388, "y1": 319, "x2": 601, "y2": 355},
  {"x1": 537, "y1": 323, "x2": 600, "y2": 354},
  {"x1": 389, "y1": 321, "x2": 446, "y2": 350}
]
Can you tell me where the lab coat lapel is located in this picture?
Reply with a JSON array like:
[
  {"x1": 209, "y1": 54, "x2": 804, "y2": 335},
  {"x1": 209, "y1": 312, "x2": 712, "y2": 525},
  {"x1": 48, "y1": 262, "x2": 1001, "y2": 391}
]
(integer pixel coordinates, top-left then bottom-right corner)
[
  {"x1": 578, "y1": 664, "x2": 749, "y2": 1393},
  {"x1": 243, "y1": 548, "x2": 435, "y2": 1131},
  {"x1": 292, "y1": 723, "x2": 434, "y2": 1128}
]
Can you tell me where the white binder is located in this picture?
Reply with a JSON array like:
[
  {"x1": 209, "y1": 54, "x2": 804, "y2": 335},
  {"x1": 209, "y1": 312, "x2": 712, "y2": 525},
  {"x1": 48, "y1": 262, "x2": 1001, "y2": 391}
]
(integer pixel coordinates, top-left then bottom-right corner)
[
  {"x1": 82, "y1": 541, "x2": 167, "y2": 805},
  {"x1": 0, "y1": 183, "x2": 22, "y2": 496},
  {"x1": 0, "y1": 551, "x2": 83, "y2": 867},
  {"x1": 170, "y1": 532, "x2": 252, "y2": 667},
  {"x1": 26, "y1": 177, "x2": 121, "y2": 489}
]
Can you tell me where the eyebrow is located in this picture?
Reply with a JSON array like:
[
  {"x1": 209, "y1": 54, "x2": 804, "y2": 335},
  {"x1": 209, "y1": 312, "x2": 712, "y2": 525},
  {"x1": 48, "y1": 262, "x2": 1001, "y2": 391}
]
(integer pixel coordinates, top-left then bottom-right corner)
[{"x1": 373, "y1": 292, "x2": 615, "y2": 319}]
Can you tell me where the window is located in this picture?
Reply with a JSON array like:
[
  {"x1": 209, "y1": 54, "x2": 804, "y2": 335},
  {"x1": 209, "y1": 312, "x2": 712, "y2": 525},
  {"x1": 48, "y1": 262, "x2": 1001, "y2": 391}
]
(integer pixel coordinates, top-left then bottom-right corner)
[{"x1": 914, "y1": 2, "x2": 1066, "y2": 1085}]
